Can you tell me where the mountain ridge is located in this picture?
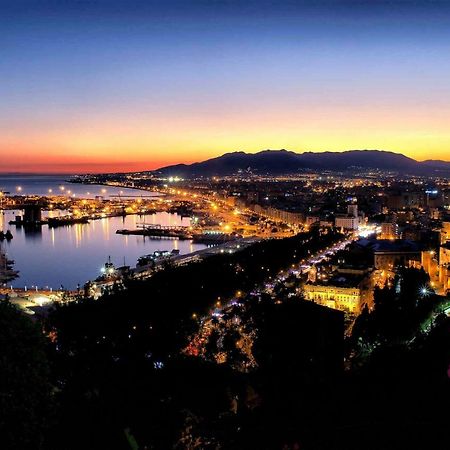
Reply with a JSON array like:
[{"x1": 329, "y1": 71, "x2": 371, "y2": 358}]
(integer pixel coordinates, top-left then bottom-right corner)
[{"x1": 153, "y1": 149, "x2": 450, "y2": 177}]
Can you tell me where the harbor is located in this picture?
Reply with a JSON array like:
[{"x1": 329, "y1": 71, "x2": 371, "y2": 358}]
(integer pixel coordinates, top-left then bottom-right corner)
[
  {"x1": 0, "y1": 208, "x2": 206, "y2": 290},
  {"x1": 0, "y1": 174, "x2": 258, "y2": 294}
]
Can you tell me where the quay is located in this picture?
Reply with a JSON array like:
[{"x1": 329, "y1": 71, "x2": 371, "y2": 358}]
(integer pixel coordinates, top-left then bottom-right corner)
[
  {"x1": 191, "y1": 232, "x2": 238, "y2": 244},
  {"x1": 2, "y1": 236, "x2": 262, "y2": 308},
  {"x1": 116, "y1": 223, "x2": 192, "y2": 240},
  {"x1": 132, "y1": 236, "x2": 261, "y2": 278},
  {"x1": 0, "y1": 287, "x2": 78, "y2": 316}
]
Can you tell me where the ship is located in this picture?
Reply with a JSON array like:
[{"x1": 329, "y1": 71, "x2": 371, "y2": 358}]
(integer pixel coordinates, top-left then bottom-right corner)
[
  {"x1": 168, "y1": 205, "x2": 193, "y2": 218},
  {"x1": 137, "y1": 249, "x2": 180, "y2": 267},
  {"x1": 47, "y1": 216, "x2": 89, "y2": 227},
  {"x1": 95, "y1": 256, "x2": 130, "y2": 282},
  {"x1": 116, "y1": 224, "x2": 191, "y2": 240}
]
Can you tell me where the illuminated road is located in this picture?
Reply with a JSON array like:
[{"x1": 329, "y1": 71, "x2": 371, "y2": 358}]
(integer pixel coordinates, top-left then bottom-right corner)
[{"x1": 185, "y1": 234, "x2": 354, "y2": 357}]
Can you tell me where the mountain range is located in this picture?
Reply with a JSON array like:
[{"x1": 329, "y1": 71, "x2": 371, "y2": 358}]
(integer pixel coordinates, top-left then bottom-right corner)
[{"x1": 154, "y1": 150, "x2": 450, "y2": 178}]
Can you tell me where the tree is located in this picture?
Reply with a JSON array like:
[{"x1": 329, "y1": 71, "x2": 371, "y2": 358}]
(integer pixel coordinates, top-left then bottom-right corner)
[{"x1": 0, "y1": 300, "x2": 53, "y2": 450}]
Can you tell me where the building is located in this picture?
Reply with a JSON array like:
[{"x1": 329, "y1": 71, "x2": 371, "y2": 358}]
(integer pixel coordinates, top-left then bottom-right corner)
[
  {"x1": 306, "y1": 216, "x2": 320, "y2": 226},
  {"x1": 304, "y1": 283, "x2": 361, "y2": 313},
  {"x1": 380, "y1": 222, "x2": 398, "y2": 240},
  {"x1": 420, "y1": 246, "x2": 450, "y2": 295},
  {"x1": 386, "y1": 191, "x2": 425, "y2": 210},
  {"x1": 347, "y1": 203, "x2": 358, "y2": 218},
  {"x1": 303, "y1": 270, "x2": 373, "y2": 314},
  {"x1": 441, "y1": 222, "x2": 450, "y2": 244},
  {"x1": 335, "y1": 215, "x2": 359, "y2": 230},
  {"x1": 250, "y1": 204, "x2": 304, "y2": 226},
  {"x1": 354, "y1": 238, "x2": 421, "y2": 270},
  {"x1": 372, "y1": 240, "x2": 421, "y2": 269}
]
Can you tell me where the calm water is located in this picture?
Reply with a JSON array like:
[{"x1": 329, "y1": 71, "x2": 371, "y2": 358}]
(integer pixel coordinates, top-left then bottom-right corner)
[
  {"x1": 0, "y1": 175, "x2": 205, "y2": 289},
  {"x1": 0, "y1": 174, "x2": 150, "y2": 198}
]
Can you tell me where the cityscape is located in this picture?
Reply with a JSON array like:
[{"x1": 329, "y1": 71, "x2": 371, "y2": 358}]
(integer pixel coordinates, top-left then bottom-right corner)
[{"x1": 2, "y1": 2, "x2": 450, "y2": 450}]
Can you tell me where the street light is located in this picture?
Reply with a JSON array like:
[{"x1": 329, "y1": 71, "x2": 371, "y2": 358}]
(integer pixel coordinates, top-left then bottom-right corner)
[{"x1": 420, "y1": 286, "x2": 431, "y2": 298}]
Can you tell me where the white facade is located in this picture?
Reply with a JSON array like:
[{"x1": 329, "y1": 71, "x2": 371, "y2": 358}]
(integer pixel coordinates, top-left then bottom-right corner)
[{"x1": 335, "y1": 215, "x2": 359, "y2": 230}]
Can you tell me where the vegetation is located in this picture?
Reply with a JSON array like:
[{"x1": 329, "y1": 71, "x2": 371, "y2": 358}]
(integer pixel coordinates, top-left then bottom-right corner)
[
  {"x1": 350, "y1": 266, "x2": 446, "y2": 362},
  {"x1": 42, "y1": 229, "x2": 343, "y2": 447},
  {"x1": 3, "y1": 231, "x2": 450, "y2": 449},
  {"x1": 0, "y1": 299, "x2": 53, "y2": 450}
]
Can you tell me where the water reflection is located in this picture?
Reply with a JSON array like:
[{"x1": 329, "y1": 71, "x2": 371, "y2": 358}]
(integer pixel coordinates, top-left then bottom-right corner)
[
  {"x1": 23, "y1": 225, "x2": 43, "y2": 242},
  {"x1": 0, "y1": 174, "x2": 160, "y2": 200},
  {"x1": 3, "y1": 210, "x2": 205, "y2": 289}
]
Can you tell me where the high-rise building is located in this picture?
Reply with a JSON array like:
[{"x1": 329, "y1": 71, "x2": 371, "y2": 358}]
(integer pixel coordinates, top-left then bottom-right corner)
[
  {"x1": 380, "y1": 222, "x2": 398, "y2": 240},
  {"x1": 347, "y1": 204, "x2": 358, "y2": 218}
]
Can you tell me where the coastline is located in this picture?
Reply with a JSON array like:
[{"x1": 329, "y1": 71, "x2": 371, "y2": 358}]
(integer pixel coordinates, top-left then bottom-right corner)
[{"x1": 67, "y1": 178, "x2": 166, "y2": 197}]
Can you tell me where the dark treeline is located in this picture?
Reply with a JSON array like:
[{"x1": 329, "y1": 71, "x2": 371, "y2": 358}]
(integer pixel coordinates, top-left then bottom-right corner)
[
  {"x1": 350, "y1": 267, "x2": 444, "y2": 357},
  {"x1": 0, "y1": 301, "x2": 53, "y2": 450},
  {"x1": 49, "y1": 229, "x2": 342, "y2": 360},
  {"x1": 40, "y1": 229, "x2": 343, "y2": 448}
]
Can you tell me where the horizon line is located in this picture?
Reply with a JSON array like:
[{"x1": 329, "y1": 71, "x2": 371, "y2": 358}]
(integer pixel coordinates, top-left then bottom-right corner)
[{"x1": 1, "y1": 148, "x2": 449, "y2": 175}]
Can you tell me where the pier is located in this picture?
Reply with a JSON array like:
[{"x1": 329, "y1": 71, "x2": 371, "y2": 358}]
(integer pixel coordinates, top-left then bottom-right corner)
[{"x1": 116, "y1": 223, "x2": 192, "y2": 239}]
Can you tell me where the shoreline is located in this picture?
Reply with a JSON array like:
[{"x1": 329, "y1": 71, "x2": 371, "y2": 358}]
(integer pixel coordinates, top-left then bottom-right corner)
[{"x1": 67, "y1": 178, "x2": 166, "y2": 197}]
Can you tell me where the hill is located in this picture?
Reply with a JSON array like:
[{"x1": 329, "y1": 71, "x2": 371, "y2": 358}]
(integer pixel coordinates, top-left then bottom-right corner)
[{"x1": 154, "y1": 149, "x2": 450, "y2": 177}]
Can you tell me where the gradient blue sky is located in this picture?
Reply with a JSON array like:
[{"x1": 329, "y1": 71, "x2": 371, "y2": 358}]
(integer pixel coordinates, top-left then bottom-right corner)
[{"x1": 1, "y1": 1, "x2": 450, "y2": 173}]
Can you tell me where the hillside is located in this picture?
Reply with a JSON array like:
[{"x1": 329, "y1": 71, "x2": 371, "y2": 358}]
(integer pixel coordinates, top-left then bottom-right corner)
[{"x1": 154, "y1": 149, "x2": 450, "y2": 177}]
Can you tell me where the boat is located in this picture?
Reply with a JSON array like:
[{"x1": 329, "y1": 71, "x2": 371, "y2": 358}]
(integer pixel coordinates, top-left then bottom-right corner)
[
  {"x1": 116, "y1": 226, "x2": 191, "y2": 240},
  {"x1": 0, "y1": 250, "x2": 19, "y2": 283},
  {"x1": 0, "y1": 230, "x2": 11, "y2": 240},
  {"x1": 137, "y1": 249, "x2": 180, "y2": 267},
  {"x1": 47, "y1": 216, "x2": 89, "y2": 227},
  {"x1": 95, "y1": 257, "x2": 125, "y2": 282},
  {"x1": 168, "y1": 205, "x2": 193, "y2": 217}
]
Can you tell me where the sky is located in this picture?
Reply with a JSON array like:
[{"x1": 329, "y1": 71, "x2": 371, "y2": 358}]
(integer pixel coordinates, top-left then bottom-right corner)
[{"x1": 1, "y1": 0, "x2": 450, "y2": 173}]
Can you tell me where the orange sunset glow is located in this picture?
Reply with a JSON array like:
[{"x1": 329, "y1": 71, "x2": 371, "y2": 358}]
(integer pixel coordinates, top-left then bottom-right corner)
[
  {"x1": 2, "y1": 1, "x2": 450, "y2": 173},
  {"x1": 3, "y1": 103, "x2": 450, "y2": 173}
]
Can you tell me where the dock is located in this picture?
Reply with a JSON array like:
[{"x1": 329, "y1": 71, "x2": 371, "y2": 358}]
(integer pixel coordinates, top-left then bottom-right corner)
[{"x1": 116, "y1": 223, "x2": 192, "y2": 240}]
